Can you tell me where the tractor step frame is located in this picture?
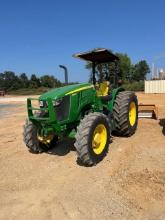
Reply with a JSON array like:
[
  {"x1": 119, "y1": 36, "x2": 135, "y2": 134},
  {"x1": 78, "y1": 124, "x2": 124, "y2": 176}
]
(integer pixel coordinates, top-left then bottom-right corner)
[{"x1": 138, "y1": 104, "x2": 158, "y2": 120}]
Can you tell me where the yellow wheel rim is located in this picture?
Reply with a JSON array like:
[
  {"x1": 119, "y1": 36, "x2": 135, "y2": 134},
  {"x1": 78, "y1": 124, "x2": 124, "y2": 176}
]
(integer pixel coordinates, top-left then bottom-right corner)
[
  {"x1": 129, "y1": 102, "x2": 136, "y2": 126},
  {"x1": 92, "y1": 124, "x2": 107, "y2": 155}
]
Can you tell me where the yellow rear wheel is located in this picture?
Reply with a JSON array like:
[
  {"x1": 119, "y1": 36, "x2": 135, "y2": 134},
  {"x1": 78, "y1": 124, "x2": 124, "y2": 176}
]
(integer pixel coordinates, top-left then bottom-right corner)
[
  {"x1": 92, "y1": 124, "x2": 107, "y2": 155},
  {"x1": 129, "y1": 102, "x2": 137, "y2": 126},
  {"x1": 113, "y1": 91, "x2": 138, "y2": 136}
]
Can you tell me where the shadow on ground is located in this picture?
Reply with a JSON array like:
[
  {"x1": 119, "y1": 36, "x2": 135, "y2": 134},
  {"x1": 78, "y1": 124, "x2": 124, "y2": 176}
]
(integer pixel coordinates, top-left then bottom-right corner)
[
  {"x1": 159, "y1": 118, "x2": 165, "y2": 136},
  {"x1": 45, "y1": 134, "x2": 114, "y2": 167},
  {"x1": 47, "y1": 138, "x2": 76, "y2": 156}
]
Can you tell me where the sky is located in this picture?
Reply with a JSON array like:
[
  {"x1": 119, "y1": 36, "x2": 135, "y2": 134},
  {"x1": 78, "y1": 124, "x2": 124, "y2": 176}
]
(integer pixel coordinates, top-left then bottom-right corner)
[{"x1": 0, "y1": 0, "x2": 165, "y2": 82}]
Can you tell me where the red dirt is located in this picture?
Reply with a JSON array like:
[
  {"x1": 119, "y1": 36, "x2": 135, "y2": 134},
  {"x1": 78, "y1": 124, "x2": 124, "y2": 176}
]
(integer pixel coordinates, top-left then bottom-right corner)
[{"x1": 0, "y1": 92, "x2": 165, "y2": 219}]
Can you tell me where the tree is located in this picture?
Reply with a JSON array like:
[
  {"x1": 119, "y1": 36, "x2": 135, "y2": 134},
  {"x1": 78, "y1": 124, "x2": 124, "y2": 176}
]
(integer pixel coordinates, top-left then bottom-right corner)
[
  {"x1": 0, "y1": 71, "x2": 21, "y2": 90},
  {"x1": 116, "y1": 53, "x2": 132, "y2": 79},
  {"x1": 0, "y1": 73, "x2": 5, "y2": 90},
  {"x1": 0, "y1": 71, "x2": 63, "y2": 91},
  {"x1": 19, "y1": 73, "x2": 29, "y2": 88},
  {"x1": 52, "y1": 76, "x2": 63, "y2": 87},
  {"x1": 40, "y1": 75, "x2": 56, "y2": 88},
  {"x1": 132, "y1": 60, "x2": 150, "y2": 81},
  {"x1": 29, "y1": 74, "x2": 40, "y2": 88},
  {"x1": 85, "y1": 52, "x2": 132, "y2": 82}
]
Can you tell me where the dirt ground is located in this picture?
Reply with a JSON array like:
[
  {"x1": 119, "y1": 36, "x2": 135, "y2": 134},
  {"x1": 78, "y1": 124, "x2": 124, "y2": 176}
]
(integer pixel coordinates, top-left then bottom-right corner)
[{"x1": 0, "y1": 93, "x2": 165, "y2": 220}]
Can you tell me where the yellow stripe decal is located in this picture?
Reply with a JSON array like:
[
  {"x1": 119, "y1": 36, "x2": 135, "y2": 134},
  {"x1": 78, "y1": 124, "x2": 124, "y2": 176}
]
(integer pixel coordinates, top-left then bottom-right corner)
[{"x1": 66, "y1": 85, "x2": 94, "y2": 95}]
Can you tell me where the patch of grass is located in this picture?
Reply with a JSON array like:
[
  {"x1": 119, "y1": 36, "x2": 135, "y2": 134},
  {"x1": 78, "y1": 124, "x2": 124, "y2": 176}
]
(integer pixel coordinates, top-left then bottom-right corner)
[
  {"x1": 7, "y1": 81, "x2": 144, "y2": 95},
  {"x1": 8, "y1": 87, "x2": 50, "y2": 95},
  {"x1": 123, "y1": 81, "x2": 144, "y2": 91}
]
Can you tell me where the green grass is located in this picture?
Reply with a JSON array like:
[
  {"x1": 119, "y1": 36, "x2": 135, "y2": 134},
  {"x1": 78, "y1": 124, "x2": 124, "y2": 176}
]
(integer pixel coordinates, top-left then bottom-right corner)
[
  {"x1": 8, "y1": 81, "x2": 144, "y2": 96},
  {"x1": 123, "y1": 81, "x2": 144, "y2": 91},
  {"x1": 8, "y1": 87, "x2": 50, "y2": 95}
]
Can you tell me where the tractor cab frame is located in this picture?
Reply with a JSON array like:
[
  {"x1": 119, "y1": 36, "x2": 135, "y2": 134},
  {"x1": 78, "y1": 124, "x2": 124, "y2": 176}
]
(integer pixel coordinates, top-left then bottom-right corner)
[{"x1": 73, "y1": 48, "x2": 120, "y2": 88}]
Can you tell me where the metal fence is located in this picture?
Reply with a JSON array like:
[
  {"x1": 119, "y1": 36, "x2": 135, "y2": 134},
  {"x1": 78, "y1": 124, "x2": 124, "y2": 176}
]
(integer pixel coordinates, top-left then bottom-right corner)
[{"x1": 145, "y1": 80, "x2": 165, "y2": 93}]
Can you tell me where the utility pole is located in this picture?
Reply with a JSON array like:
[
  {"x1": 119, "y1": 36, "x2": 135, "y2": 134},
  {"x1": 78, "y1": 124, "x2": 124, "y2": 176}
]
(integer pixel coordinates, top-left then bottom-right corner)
[{"x1": 152, "y1": 63, "x2": 155, "y2": 79}]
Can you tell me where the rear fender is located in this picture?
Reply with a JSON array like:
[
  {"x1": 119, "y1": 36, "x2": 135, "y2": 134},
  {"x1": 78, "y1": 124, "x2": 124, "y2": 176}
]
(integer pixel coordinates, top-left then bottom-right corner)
[{"x1": 108, "y1": 87, "x2": 125, "y2": 111}]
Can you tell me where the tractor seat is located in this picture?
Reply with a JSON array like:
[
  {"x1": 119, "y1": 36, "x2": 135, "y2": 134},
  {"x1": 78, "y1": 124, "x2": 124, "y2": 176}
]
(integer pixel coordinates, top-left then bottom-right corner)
[
  {"x1": 97, "y1": 81, "x2": 110, "y2": 96},
  {"x1": 96, "y1": 81, "x2": 112, "y2": 102}
]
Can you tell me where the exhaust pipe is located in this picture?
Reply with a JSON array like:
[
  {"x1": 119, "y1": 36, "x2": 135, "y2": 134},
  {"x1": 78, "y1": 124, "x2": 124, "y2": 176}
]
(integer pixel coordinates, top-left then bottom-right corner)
[{"x1": 59, "y1": 65, "x2": 68, "y2": 85}]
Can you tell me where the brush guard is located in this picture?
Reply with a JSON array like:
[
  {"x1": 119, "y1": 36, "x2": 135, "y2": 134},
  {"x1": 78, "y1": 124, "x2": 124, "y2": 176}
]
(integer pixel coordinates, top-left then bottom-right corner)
[{"x1": 27, "y1": 98, "x2": 56, "y2": 123}]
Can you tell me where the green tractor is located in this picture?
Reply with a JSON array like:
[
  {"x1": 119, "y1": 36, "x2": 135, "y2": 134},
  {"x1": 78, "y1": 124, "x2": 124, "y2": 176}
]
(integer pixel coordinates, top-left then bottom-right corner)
[{"x1": 23, "y1": 48, "x2": 138, "y2": 166}]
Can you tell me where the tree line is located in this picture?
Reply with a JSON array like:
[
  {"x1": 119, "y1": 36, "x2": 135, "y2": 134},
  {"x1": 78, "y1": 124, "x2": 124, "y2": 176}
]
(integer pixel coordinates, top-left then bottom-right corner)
[
  {"x1": 0, "y1": 71, "x2": 62, "y2": 91},
  {"x1": 0, "y1": 52, "x2": 150, "y2": 92}
]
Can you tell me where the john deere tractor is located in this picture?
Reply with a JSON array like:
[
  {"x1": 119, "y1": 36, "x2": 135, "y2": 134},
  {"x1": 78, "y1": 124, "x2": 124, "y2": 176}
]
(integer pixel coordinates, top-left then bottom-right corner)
[{"x1": 23, "y1": 48, "x2": 138, "y2": 166}]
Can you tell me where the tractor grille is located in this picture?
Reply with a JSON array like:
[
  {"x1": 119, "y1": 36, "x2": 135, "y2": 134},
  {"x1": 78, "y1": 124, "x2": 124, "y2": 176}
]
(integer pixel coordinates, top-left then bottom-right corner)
[{"x1": 55, "y1": 96, "x2": 70, "y2": 121}]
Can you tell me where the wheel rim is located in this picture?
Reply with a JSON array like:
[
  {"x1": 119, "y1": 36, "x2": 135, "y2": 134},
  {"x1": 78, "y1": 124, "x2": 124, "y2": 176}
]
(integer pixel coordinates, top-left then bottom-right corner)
[
  {"x1": 37, "y1": 134, "x2": 54, "y2": 145},
  {"x1": 92, "y1": 124, "x2": 107, "y2": 155},
  {"x1": 129, "y1": 102, "x2": 136, "y2": 126}
]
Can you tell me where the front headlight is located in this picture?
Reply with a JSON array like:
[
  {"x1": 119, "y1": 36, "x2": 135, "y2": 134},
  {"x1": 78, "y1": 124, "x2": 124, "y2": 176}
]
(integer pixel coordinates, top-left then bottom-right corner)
[
  {"x1": 53, "y1": 98, "x2": 63, "y2": 107},
  {"x1": 39, "y1": 100, "x2": 48, "y2": 108}
]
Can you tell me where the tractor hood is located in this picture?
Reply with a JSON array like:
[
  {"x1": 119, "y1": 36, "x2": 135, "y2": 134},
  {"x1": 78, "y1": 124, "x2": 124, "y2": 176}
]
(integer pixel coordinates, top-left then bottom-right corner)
[{"x1": 39, "y1": 83, "x2": 94, "y2": 100}]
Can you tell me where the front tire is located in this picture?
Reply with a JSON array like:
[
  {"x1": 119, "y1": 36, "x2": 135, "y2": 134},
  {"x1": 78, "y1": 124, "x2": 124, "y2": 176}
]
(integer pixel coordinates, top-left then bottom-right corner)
[
  {"x1": 113, "y1": 91, "x2": 138, "y2": 136},
  {"x1": 23, "y1": 119, "x2": 58, "y2": 153},
  {"x1": 74, "y1": 112, "x2": 111, "y2": 166}
]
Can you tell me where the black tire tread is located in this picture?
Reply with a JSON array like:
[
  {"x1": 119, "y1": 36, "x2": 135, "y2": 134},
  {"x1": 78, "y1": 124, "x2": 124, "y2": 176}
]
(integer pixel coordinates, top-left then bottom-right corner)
[
  {"x1": 74, "y1": 112, "x2": 111, "y2": 166},
  {"x1": 113, "y1": 91, "x2": 138, "y2": 136},
  {"x1": 23, "y1": 119, "x2": 43, "y2": 153}
]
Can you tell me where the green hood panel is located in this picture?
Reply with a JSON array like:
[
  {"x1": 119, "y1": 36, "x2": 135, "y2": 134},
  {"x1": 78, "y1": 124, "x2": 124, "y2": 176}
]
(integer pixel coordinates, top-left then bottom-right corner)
[{"x1": 39, "y1": 83, "x2": 94, "y2": 100}]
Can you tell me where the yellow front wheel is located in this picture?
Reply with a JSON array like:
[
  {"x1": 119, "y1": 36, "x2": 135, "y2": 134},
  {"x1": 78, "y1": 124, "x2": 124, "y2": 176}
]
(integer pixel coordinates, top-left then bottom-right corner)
[
  {"x1": 75, "y1": 112, "x2": 111, "y2": 166},
  {"x1": 92, "y1": 124, "x2": 107, "y2": 155}
]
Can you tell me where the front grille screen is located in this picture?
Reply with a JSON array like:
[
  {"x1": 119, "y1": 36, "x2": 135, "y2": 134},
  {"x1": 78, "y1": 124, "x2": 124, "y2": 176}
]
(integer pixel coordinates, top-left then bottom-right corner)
[{"x1": 55, "y1": 96, "x2": 70, "y2": 121}]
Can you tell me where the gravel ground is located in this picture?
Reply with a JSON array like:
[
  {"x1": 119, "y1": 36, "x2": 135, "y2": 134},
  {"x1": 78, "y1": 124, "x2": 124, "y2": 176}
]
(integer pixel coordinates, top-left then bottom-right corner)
[
  {"x1": 0, "y1": 96, "x2": 29, "y2": 103},
  {"x1": 0, "y1": 93, "x2": 165, "y2": 220}
]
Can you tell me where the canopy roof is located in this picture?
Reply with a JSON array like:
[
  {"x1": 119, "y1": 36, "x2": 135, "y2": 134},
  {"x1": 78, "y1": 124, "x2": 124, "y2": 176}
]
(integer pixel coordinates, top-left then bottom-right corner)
[{"x1": 73, "y1": 48, "x2": 119, "y2": 63}]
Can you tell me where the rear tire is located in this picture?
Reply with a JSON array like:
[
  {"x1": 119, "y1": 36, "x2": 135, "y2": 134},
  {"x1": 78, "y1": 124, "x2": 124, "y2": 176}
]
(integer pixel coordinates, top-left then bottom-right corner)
[
  {"x1": 113, "y1": 91, "x2": 138, "y2": 136},
  {"x1": 74, "y1": 112, "x2": 111, "y2": 166}
]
